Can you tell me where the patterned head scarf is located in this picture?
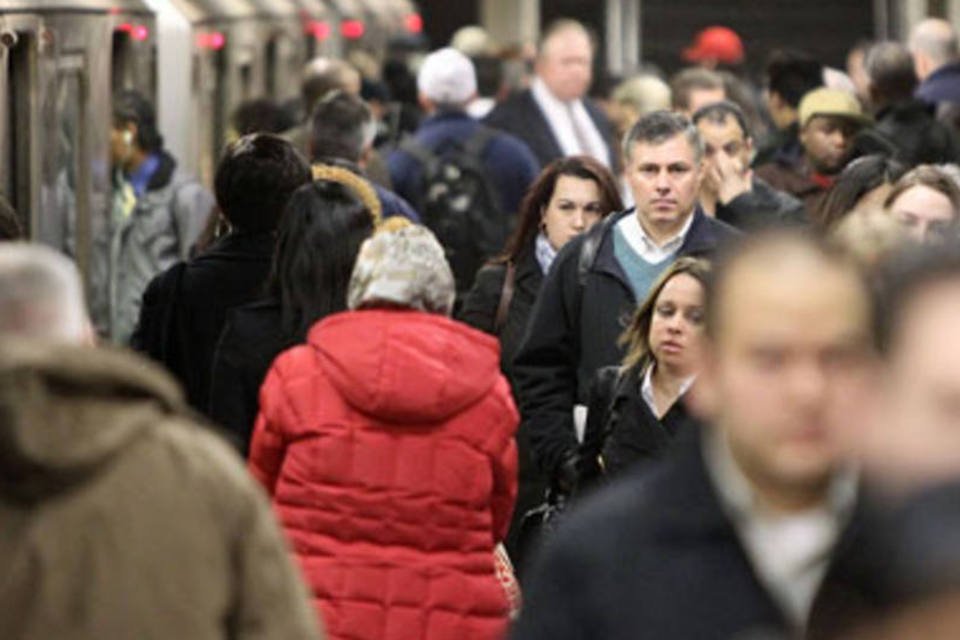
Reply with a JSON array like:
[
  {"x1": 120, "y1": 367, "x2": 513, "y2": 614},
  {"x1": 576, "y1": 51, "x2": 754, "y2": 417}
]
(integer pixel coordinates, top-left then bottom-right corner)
[{"x1": 347, "y1": 225, "x2": 456, "y2": 316}]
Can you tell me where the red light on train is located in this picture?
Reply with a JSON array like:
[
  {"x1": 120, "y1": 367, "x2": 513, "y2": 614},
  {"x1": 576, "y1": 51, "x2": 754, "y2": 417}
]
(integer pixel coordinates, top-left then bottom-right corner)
[
  {"x1": 116, "y1": 23, "x2": 149, "y2": 41},
  {"x1": 308, "y1": 20, "x2": 331, "y2": 41},
  {"x1": 341, "y1": 20, "x2": 365, "y2": 39},
  {"x1": 405, "y1": 14, "x2": 422, "y2": 34},
  {"x1": 197, "y1": 31, "x2": 226, "y2": 50}
]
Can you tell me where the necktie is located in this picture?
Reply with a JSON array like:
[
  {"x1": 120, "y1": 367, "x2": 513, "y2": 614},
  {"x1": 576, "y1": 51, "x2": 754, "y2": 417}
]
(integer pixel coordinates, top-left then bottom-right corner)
[{"x1": 566, "y1": 102, "x2": 594, "y2": 157}]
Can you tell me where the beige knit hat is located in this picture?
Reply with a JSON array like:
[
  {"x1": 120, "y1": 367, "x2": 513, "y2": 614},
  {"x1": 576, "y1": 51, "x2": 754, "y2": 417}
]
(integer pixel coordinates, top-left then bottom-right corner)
[{"x1": 347, "y1": 225, "x2": 455, "y2": 315}]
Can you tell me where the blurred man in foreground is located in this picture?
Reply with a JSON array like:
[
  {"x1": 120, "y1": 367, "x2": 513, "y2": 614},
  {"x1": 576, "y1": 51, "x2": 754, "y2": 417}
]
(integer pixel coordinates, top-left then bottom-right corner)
[
  {"x1": 513, "y1": 232, "x2": 875, "y2": 639},
  {"x1": 0, "y1": 244, "x2": 321, "y2": 640}
]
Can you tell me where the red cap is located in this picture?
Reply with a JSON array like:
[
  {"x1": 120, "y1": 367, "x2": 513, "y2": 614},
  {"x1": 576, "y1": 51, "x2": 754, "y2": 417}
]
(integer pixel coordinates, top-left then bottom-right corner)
[{"x1": 682, "y1": 26, "x2": 744, "y2": 65}]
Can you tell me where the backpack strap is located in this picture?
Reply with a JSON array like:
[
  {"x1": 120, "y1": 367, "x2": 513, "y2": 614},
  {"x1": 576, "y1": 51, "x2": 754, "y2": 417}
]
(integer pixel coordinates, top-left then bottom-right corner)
[
  {"x1": 494, "y1": 261, "x2": 517, "y2": 334},
  {"x1": 398, "y1": 134, "x2": 438, "y2": 170},
  {"x1": 464, "y1": 125, "x2": 497, "y2": 157}
]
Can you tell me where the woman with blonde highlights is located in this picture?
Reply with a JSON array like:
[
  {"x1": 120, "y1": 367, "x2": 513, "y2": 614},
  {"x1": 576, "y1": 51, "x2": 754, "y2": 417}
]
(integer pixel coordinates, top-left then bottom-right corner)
[{"x1": 580, "y1": 256, "x2": 711, "y2": 484}]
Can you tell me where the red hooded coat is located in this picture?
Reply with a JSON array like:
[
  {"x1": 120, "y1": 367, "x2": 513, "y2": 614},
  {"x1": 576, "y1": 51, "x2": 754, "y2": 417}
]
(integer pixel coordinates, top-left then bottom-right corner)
[{"x1": 249, "y1": 309, "x2": 518, "y2": 640}]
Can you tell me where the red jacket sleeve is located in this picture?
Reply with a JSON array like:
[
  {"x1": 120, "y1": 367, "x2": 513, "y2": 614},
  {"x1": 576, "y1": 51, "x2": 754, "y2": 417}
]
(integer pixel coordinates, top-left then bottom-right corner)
[{"x1": 247, "y1": 366, "x2": 292, "y2": 497}]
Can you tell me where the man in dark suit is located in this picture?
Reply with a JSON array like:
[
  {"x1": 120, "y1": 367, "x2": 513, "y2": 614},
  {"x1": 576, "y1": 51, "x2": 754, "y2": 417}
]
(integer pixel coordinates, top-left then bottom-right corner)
[
  {"x1": 513, "y1": 232, "x2": 876, "y2": 639},
  {"x1": 484, "y1": 19, "x2": 616, "y2": 170}
]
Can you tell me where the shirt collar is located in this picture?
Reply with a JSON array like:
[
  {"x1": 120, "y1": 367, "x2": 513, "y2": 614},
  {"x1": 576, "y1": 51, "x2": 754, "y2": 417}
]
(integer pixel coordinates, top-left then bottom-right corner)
[
  {"x1": 638, "y1": 209, "x2": 696, "y2": 253},
  {"x1": 532, "y1": 76, "x2": 574, "y2": 110},
  {"x1": 703, "y1": 428, "x2": 858, "y2": 523},
  {"x1": 640, "y1": 363, "x2": 696, "y2": 417}
]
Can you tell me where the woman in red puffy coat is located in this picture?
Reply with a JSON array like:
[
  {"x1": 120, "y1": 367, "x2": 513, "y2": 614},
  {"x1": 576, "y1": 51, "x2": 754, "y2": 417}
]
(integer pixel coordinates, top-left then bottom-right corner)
[{"x1": 249, "y1": 225, "x2": 519, "y2": 640}]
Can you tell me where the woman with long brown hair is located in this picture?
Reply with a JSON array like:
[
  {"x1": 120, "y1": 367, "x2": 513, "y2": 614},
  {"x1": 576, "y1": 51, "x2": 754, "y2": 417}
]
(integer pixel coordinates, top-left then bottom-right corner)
[{"x1": 459, "y1": 154, "x2": 623, "y2": 566}]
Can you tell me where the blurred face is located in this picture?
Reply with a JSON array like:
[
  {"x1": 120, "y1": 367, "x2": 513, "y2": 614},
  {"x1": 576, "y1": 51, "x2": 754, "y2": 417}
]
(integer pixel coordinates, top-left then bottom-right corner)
[
  {"x1": 888, "y1": 185, "x2": 956, "y2": 245},
  {"x1": 800, "y1": 115, "x2": 858, "y2": 174},
  {"x1": 626, "y1": 135, "x2": 703, "y2": 237},
  {"x1": 110, "y1": 123, "x2": 136, "y2": 169},
  {"x1": 648, "y1": 273, "x2": 706, "y2": 375},
  {"x1": 541, "y1": 175, "x2": 603, "y2": 250},
  {"x1": 696, "y1": 248, "x2": 873, "y2": 508},
  {"x1": 867, "y1": 281, "x2": 960, "y2": 492},
  {"x1": 536, "y1": 28, "x2": 593, "y2": 102},
  {"x1": 685, "y1": 87, "x2": 726, "y2": 116}
]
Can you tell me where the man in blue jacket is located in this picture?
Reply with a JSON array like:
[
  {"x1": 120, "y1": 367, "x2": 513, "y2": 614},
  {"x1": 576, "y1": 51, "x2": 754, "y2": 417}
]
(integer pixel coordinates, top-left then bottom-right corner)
[
  {"x1": 388, "y1": 47, "x2": 540, "y2": 224},
  {"x1": 910, "y1": 19, "x2": 960, "y2": 122}
]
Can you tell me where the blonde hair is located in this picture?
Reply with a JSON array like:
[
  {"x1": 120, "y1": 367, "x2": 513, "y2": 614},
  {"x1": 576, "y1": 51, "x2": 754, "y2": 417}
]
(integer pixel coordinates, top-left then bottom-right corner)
[{"x1": 619, "y1": 257, "x2": 711, "y2": 372}]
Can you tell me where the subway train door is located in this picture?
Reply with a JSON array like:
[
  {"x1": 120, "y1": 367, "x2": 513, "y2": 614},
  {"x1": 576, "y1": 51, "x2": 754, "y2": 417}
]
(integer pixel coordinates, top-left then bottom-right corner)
[{"x1": 0, "y1": 19, "x2": 41, "y2": 241}]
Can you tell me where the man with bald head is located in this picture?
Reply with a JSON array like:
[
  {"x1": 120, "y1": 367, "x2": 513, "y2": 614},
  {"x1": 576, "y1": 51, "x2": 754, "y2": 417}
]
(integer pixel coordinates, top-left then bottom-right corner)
[
  {"x1": 910, "y1": 19, "x2": 960, "y2": 115},
  {"x1": 513, "y1": 232, "x2": 875, "y2": 639},
  {"x1": 485, "y1": 19, "x2": 616, "y2": 168}
]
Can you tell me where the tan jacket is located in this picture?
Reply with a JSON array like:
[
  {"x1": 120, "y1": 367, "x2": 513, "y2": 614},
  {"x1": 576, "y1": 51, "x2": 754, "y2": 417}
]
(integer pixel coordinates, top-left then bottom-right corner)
[{"x1": 0, "y1": 342, "x2": 323, "y2": 640}]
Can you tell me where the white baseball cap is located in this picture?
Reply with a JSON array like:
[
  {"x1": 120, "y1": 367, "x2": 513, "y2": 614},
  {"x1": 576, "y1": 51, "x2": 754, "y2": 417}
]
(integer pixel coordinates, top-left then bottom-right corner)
[{"x1": 417, "y1": 47, "x2": 477, "y2": 105}]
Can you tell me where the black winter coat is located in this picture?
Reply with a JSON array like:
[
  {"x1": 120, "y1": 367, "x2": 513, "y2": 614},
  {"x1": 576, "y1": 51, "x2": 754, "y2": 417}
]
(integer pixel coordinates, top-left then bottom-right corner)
[
  {"x1": 512, "y1": 433, "x2": 867, "y2": 640},
  {"x1": 512, "y1": 208, "x2": 737, "y2": 478},
  {"x1": 873, "y1": 99, "x2": 960, "y2": 166},
  {"x1": 459, "y1": 247, "x2": 547, "y2": 567},
  {"x1": 484, "y1": 89, "x2": 618, "y2": 170},
  {"x1": 459, "y1": 248, "x2": 544, "y2": 383},
  {"x1": 131, "y1": 231, "x2": 274, "y2": 413},
  {"x1": 208, "y1": 300, "x2": 297, "y2": 454},
  {"x1": 578, "y1": 365, "x2": 699, "y2": 487}
]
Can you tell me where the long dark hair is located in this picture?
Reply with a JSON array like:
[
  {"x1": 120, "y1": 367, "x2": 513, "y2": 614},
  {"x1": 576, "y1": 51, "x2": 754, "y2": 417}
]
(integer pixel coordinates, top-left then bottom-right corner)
[
  {"x1": 815, "y1": 155, "x2": 907, "y2": 231},
  {"x1": 498, "y1": 155, "x2": 623, "y2": 263},
  {"x1": 267, "y1": 180, "x2": 375, "y2": 340}
]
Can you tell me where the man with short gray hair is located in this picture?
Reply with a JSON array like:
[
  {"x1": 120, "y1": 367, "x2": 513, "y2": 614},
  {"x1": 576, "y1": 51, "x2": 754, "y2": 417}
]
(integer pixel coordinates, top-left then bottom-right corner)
[
  {"x1": 0, "y1": 244, "x2": 322, "y2": 640},
  {"x1": 0, "y1": 244, "x2": 91, "y2": 343},
  {"x1": 910, "y1": 18, "x2": 960, "y2": 115},
  {"x1": 310, "y1": 91, "x2": 419, "y2": 222},
  {"x1": 513, "y1": 110, "x2": 737, "y2": 494}
]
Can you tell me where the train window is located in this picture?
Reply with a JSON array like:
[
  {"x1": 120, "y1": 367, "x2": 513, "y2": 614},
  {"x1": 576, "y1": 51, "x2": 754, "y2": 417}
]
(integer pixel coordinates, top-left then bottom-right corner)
[
  {"x1": 112, "y1": 30, "x2": 132, "y2": 91},
  {"x1": 266, "y1": 37, "x2": 278, "y2": 98},
  {"x1": 213, "y1": 47, "x2": 227, "y2": 165},
  {"x1": 3, "y1": 31, "x2": 34, "y2": 235},
  {"x1": 928, "y1": 0, "x2": 948, "y2": 17},
  {"x1": 51, "y1": 58, "x2": 86, "y2": 263},
  {"x1": 239, "y1": 62, "x2": 253, "y2": 100}
]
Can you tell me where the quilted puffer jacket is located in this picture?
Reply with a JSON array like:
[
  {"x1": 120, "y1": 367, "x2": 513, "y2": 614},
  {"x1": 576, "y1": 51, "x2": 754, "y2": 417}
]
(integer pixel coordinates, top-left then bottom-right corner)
[{"x1": 249, "y1": 309, "x2": 519, "y2": 640}]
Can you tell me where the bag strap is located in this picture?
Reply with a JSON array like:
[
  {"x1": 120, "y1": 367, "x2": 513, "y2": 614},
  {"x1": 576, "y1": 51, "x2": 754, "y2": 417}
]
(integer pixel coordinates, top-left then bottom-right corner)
[
  {"x1": 494, "y1": 261, "x2": 517, "y2": 333},
  {"x1": 464, "y1": 125, "x2": 497, "y2": 157}
]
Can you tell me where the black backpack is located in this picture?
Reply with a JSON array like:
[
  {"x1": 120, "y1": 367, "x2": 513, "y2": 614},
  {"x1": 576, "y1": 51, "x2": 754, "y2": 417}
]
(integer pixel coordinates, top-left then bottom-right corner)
[{"x1": 399, "y1": 127, "x2": 508, "y2": 297}]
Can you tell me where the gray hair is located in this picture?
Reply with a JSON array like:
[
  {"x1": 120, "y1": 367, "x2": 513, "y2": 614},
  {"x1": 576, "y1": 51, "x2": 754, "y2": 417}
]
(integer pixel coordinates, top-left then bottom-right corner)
[
  {"x1": 909, "y1": 19, "x2": 959, "y2": 67},
  {"x1": 622, "y1": 110, "x2": 704, "y2": 163},
  {"x1": 0, "y1": 243, "x2": 88, "y2": 343},
  {"x1": 347, "y1": 225, "x2": 456, "y2": 316}
]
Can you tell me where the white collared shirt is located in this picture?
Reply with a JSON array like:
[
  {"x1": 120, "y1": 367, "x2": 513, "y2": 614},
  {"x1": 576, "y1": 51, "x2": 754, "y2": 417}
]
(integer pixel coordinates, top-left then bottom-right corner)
[
  {"x1": 530, "y1": 77, "x2": 610, "y2": 168},
  {"x1": 703, "y1": 431, "x2": 857, "y2": 629},
  {"x1": 616, "y1": 210, "x2": 695, "y2": 264},
  {"x1": 640, "y1": 364, "x2": 695, "y2": 418}
]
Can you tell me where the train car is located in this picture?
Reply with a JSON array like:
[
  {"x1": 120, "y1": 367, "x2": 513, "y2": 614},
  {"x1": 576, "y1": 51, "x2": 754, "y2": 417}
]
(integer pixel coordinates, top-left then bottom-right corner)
[
  {"x1": 0, "y1": 0, "x2": 156, "y2": 283},
  {"x1": 0, "y1": 0, "x2": 419, "y2": 281}
]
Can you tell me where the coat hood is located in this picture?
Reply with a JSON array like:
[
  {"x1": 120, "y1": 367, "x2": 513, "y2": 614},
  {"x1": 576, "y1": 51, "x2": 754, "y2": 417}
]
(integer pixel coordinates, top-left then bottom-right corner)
[
  {"x1": 310, "y1": 310, "x2": 503, "y2": 423},
  {"x1": 0, "y1": 341, "x2": 187, "y2": 503}
]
